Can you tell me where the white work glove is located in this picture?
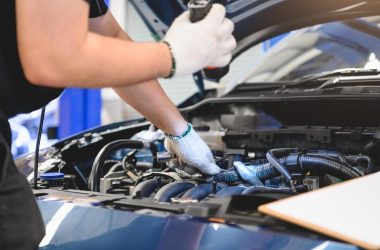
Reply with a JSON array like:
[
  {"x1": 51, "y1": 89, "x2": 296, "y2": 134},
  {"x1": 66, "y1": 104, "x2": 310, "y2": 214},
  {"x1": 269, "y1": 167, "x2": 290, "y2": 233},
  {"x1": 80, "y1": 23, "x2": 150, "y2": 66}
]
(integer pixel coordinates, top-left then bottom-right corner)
[
  {"x1": 131, "y1": 125, "x2": 164, "y2": 143},
  {"x1": 163, "y1": 4, "x2": 236, "y2": 77},
  {"x1": 164, "y1": 124, "x2": 221, "y2": 175}
]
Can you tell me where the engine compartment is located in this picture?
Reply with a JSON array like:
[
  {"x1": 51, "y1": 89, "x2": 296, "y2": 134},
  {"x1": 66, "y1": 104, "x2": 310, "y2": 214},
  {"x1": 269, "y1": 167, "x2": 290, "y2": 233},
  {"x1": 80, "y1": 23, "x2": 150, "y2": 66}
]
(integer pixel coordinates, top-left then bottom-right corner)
[
  {"x1": 27, "y1": 125, "x2": 380, "y2": 206},
  {"x1": 76, "y1": 140, "x2": 372, "y2": 202},
  {"x1": 17, "y1": 99, "x2": 380, "y2": 231}
]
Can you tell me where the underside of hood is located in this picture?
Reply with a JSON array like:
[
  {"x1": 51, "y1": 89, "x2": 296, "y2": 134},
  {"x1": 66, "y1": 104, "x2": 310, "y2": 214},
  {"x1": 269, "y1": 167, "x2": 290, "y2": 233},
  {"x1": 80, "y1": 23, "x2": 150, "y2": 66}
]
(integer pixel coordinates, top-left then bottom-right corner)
[{"x1": 130, "y1": 0, "x2": 380, "y2": 57}]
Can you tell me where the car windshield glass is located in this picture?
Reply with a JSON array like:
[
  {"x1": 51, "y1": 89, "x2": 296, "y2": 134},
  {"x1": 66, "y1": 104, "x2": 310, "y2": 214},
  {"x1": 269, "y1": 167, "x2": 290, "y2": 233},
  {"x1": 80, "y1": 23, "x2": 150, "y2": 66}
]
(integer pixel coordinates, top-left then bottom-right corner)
[{"x1": 244, "y1": 18, "x2": 380, "y2": 83}]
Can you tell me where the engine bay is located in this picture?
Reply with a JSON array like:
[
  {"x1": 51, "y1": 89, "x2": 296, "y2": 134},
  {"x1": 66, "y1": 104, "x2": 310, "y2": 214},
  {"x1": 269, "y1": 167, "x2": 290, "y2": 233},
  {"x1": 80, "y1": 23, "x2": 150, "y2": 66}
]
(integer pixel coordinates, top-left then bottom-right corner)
[
  {"x1": 26, "y1": 126, "x2": 380, "y2": 207},
  {"x1": 17, "y1": 99, "x2": 380, "y2": 232},
  {"x1": 70, "y1": 138, "x2": 372, "y2": 202}
]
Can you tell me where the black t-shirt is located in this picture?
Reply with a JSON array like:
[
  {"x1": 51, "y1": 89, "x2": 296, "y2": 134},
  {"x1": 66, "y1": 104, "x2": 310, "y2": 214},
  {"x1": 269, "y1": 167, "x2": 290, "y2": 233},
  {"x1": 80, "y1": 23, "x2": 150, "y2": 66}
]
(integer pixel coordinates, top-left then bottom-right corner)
[{"x1": 0, "y1": 0, "x2": 108, "y2": 144}]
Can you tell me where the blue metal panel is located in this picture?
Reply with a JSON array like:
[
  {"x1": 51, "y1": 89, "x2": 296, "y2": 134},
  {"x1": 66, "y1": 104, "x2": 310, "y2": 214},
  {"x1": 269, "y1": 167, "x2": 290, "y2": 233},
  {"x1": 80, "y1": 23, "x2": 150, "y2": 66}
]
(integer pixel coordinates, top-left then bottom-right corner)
[
  {"x1": 58, "y1": 89, "x2": 102, "y2": 139},
  {"x1": 58, "y1": 0, "x2": 109, "y2": 139},
  {"x1": 37, "y1": 200, "x2": 358, "y2": 250}
]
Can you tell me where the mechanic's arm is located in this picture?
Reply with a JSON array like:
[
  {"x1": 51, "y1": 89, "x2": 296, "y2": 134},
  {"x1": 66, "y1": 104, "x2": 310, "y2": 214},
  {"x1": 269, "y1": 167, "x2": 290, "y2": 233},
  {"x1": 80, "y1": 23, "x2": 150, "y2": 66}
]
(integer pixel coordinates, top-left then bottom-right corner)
[
  {"x1": 16, "y1": 1, "x2": 235, "y2": 89},
  {"x1": 89, "y1": 11, "x2": 222, "y2": 175},
  {"x1": 89, "y1": 11, "x2": 187, "y2": 136},
  {"x1": 16, "y1": 0, "x2": 171, "y2": 87}
]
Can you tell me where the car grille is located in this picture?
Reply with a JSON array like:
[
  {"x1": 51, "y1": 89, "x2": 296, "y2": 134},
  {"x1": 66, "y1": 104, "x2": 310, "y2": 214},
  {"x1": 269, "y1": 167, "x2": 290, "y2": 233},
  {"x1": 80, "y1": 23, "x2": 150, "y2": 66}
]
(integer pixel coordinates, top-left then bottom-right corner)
[{"x1": 361, "y1": 87, "x2": 380, "y2": 94}]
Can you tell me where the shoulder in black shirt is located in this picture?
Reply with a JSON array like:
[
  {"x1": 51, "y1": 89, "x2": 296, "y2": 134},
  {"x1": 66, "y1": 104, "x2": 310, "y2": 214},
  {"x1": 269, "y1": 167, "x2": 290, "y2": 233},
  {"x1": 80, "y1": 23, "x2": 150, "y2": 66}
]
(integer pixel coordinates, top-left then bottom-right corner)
[
  {"x1": 0, "y1": 0, "x2": 108, "y2": 142},
  {"x1": 88, "y1": 0, "x2": 109, "y2": 18}
]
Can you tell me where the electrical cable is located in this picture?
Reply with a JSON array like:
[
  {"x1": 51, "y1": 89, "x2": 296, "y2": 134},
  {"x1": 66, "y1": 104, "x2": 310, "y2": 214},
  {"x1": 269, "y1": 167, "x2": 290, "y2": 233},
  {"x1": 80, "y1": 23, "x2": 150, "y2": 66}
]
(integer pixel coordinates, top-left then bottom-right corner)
[
  {"x1": 346, "y1": 154, "x2": 375, "y2": 174},
  {"x1": 88, "y1": 140, "x2": 147, "y2": 192},
  {"x1": 33, "y1": 107, "x2": 46, "y2": 189},
  {"x1": 266, "y1": 148, "x2": 297, "y2": 190}
]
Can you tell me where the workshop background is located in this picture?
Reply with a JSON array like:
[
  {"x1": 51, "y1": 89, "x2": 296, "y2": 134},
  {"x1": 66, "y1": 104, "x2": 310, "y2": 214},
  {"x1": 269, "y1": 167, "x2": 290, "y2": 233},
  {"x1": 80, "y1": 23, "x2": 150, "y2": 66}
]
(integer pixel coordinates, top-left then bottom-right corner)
[{"x1": 9, "y1": 0, "x2": 269, "y2": 158}]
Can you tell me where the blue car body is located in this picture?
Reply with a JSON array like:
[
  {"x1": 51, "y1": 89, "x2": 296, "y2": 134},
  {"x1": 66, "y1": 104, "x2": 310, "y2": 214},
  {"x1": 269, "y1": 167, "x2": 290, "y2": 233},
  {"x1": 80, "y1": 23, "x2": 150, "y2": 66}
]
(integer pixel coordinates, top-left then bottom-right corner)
[{"x1": 37, "y1": 200, "x2": 356, "y2": 250}]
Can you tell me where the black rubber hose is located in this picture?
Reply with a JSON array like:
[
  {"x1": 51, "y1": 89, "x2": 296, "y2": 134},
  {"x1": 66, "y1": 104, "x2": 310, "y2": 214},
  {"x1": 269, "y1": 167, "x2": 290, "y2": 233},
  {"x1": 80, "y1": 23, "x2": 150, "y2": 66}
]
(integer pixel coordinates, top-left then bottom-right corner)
[
  {"x1": 266, "y1": 149, "x2": 297, "y2": 185},
  {"x1": 150, "y1": 143, "x2": 159, "y2": 168},
  {"x1": 88, "y1": 140, "x2": 146, "y2": 192},
  {"x1": 250, "y1": 154, "x2": 361, "y2": 182},
  {"x1": 297, "y1": 155, "x2": 362, "y2": 180},
  {"x1": 121, "y1": 150, "x2": 138, "y2": 176},
  {"x1": 307, "y1": 150, "x2": 347, "y2": 163}
]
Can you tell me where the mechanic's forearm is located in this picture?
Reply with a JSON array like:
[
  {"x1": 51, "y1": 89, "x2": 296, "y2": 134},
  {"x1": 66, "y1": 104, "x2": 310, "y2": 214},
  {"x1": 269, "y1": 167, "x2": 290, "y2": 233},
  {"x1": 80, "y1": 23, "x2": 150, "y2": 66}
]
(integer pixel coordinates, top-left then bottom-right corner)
[
  {"x1": 114, "y1": 83, "x2": 187, "y2": 136},
  {"x1": 79, "y1": 35, "x2": 172, "y2": 87},
  {"x1": 96, "y1": 13, "x2": 188, "y2": 135}
]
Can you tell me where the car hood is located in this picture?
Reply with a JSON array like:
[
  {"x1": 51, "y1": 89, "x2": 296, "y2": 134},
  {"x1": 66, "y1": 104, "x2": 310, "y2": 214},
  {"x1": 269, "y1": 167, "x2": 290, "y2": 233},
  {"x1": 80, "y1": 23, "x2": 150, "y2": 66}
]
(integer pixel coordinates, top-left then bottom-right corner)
[{"x1": 130, "y1": 0, "x2": 380, "y2": 58}]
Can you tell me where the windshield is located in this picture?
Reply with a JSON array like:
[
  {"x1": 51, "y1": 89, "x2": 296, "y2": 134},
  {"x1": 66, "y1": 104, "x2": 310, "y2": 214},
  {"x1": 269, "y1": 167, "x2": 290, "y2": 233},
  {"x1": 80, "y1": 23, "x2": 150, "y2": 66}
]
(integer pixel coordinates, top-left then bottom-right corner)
[{"x1": 243, "y1": 18, "x2": 380, "y2": 83}]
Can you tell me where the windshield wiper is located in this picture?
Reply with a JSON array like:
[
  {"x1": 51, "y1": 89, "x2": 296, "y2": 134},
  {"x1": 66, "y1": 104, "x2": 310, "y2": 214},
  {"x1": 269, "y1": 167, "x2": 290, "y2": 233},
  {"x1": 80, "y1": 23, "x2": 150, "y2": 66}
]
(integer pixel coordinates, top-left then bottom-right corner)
[
  {"x1": 232, "y1": 69, "x2": 380, "y2": 96},
  {"x1": 286, "y1": 68, "x2": 380, "y2": 89},
  {"x1": 271, "y1": 68, "x2": 380, "y2": 95}
]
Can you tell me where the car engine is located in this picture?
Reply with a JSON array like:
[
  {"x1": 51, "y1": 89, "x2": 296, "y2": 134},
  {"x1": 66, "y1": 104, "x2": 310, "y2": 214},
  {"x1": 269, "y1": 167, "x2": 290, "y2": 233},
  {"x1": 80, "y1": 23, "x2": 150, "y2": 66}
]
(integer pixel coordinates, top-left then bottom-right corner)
[
  {"x1": 81, "y1": 135, "x2": 370, "y2": 202},
  {"x1": 22, "y1": 125, "x2": 378, "y2": 204},
  {"x1": 15, "y1": 99, "x2": 380, "y2": 226}
]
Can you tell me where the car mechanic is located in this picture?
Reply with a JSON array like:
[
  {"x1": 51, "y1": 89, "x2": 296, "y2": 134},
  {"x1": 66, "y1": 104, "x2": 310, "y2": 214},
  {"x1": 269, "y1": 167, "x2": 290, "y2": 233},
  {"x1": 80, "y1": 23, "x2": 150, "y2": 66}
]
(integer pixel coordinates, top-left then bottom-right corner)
[{"x1": 0, "y1": 0, "x2": 236, "y2": 249}]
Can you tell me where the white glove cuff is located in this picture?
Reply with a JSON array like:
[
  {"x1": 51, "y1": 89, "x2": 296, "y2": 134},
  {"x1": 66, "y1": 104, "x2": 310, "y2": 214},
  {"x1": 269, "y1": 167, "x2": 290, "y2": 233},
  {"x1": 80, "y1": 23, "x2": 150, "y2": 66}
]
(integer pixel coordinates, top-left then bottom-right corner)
[
  {"x1": 164, "y1": 123, "x2": 221, "y2": 175},
  {"x1": 164, "y1": 123, "x2": 192, "y2": 140}
]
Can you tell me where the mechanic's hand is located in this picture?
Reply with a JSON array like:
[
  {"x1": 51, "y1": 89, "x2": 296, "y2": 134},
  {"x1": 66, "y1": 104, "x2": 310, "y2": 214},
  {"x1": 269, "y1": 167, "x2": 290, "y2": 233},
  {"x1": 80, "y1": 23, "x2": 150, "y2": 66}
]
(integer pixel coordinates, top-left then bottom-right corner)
[
  {"x1": 163, "y1": 4, "x2": 236, "y2": 77},
  {"x1": 164, "y1": 124, "x2": 221, "y2": 175}
]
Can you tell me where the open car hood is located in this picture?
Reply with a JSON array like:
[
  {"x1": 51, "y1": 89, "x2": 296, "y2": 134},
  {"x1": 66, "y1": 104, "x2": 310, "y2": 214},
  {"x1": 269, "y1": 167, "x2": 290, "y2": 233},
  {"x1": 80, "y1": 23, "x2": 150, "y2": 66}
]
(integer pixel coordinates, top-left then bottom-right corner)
[{"x1": 130, "y1": 0, "x2": 380, "y2": 58}]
